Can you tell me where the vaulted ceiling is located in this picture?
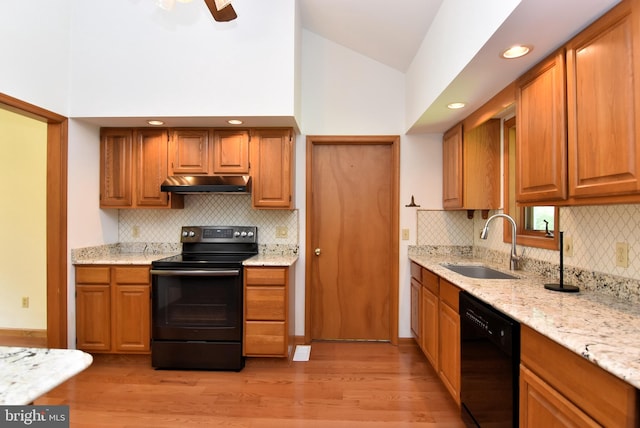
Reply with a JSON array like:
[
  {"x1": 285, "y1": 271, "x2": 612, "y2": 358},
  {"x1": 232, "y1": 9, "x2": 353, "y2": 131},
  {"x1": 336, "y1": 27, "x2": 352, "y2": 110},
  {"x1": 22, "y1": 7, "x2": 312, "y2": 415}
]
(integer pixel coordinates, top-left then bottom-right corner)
[{"x1": 300, "y1": 0, "x2": 621, "y2": 132}]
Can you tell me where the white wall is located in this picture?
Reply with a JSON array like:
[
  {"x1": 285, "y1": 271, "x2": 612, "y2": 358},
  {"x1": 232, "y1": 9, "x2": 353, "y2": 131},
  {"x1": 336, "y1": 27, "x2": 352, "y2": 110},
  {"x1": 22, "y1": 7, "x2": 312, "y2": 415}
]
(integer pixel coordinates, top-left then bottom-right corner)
[
  {"x1": 0, "y1": 1, "x2": 71, "y2": 115},
  {"x1": 300, "y1": 29, "x2": 442, "y2": 337},
  {"x1": 68, "y1": 0, "x2": 297, "y2": 119},
  {"x1": 399, "y1": 134, "x2": 443, "y2": 335},
  {"x1": 66, "y1": 119, "x2": 119, "y2": 344},
  {"x1": 404, "y1": 0, "x2": 520, "y2": 131}
]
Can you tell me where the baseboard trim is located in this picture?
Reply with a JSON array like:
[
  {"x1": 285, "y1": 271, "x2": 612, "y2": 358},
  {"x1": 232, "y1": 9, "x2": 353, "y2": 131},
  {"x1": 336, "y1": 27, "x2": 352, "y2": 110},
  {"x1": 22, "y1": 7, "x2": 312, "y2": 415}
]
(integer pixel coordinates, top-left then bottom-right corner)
[{"x1": 0, "y1": 328, "x2": 47, "y2": 338}]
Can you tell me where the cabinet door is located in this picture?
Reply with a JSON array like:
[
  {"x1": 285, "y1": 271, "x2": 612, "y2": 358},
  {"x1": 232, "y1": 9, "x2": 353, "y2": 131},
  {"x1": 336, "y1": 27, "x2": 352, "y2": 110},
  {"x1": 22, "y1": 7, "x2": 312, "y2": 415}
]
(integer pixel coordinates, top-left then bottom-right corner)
[
  {"x1": 516, "y1": 49, "x2": 568, "y2": 203},
  {"x1": 566, "y1": 1, "x2": 640, "y2": 198},
  {"x1": 421, "y1": 286, "x2": 438, "y2": 369},
  {"x1": 213, "y1": 130, "x2": 249, "y2": 174},
  {"x1": 135, "y1": 129, "x2": 170, "y2": 207},
  {"x1": 442, "y1": 123, "x2": 463, "y2": 209},
  {"x1": 251, "y1": 128, "x2": 294, "y2": 209},
  {"x1": 76, "y1": 285, "x2": 111, "y2": 351},
  {"x1": 169, "y1": 129, "x2": 211, "y2": 175},
  {"x1": 113, "y1": 284, "x2": 150, "y2": 353},
  {"x1": 113, "y1": 266, "x2": 150, "y2": 353},
  {"x1": 410, "y1": 278, "x2": 421, "y2": 340},
  {"x1": 100, "y1": 128, "x2": 133, "y2": 208},
  {"x1": 520, "y1": 365, "x2": 600, "y2": 428},
  {"x1": 439, "y1": 300, "x2": 460, "y2": 404},
  {"x1": 463, "y1": 119, "x2": 500, "y2": 210}
]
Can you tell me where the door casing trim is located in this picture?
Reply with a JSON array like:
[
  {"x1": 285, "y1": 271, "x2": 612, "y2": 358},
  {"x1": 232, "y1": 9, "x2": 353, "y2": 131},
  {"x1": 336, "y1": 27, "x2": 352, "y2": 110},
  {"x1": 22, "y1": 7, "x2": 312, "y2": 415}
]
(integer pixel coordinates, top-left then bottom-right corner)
[
  {"x1": 0, "y1": 93, "x2": 68, "y2": 348},
  {"x1": 305, "y1": 135, "x2": 400, "y2": 345}
]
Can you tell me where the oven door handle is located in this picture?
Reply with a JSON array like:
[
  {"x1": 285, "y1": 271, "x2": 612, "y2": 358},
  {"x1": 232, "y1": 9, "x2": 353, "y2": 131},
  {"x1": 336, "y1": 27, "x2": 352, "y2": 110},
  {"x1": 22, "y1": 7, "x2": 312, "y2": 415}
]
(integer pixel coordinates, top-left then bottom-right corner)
[{"x1": 150, "y1": 269, "x2": 240, "y2": 277}]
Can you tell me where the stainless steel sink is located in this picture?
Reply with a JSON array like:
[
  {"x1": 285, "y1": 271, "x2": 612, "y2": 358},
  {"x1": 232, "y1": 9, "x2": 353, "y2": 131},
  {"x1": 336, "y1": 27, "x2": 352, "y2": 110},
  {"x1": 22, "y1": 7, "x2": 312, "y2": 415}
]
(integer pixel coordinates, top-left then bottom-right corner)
[{"x1": 441, "y1": 264, "x2": 518, "y2": 280}]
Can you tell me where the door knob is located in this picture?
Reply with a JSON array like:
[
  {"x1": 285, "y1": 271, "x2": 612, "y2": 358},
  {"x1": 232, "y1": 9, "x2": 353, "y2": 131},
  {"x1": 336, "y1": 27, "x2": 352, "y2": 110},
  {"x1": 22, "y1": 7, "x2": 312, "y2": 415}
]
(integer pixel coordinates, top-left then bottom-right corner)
[{"x1": 314, "y1": 248, "x2": 321, "y2": 256}]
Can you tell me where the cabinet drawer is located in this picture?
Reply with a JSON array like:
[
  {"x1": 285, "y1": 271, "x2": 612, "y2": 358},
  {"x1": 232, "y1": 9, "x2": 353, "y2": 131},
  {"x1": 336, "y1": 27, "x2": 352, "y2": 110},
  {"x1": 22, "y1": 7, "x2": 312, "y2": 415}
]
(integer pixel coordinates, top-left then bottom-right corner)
[
  {"x1": 440, "y1": 279, "x2": 460, "y2": 311},
  {"x1": 245, "y1": 267, "x2": 286, "y2": 285},
  {"x1": 410, "y1": 262, "x2": 422, "y2": 283},
  {"x1": 244, "y1": 321, "x2": 286, "y2": 356},
  {"x1": 423, "y1": 269, "x2": 439, "y2": 294},
  {"x1": 245, "y1": 286, "x2": 286, "y2": 320},
  {"x1": 521, "y1": 325, "x2": 637, "y2": 427},
  {"x1": 76, "y1": 266, "x2": 110, "y2": 284},
  {"x1": 114, "y1": 266, "x2": 149, "y2": 284}
]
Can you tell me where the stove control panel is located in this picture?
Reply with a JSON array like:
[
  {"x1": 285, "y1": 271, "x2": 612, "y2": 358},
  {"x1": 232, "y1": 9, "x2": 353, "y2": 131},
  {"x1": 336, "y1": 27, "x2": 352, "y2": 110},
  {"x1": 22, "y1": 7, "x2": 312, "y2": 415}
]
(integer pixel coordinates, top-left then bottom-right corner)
[{"x1": 181, "y1": 226, "x2": 258, "y2": 243}]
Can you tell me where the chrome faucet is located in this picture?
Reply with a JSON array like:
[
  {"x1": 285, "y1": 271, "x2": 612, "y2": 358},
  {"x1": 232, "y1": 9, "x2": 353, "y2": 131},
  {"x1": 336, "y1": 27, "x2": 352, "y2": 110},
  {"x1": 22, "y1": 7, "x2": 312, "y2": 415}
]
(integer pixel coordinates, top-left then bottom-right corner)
[{"x1": 480, "y1": 213, "x2": 521, "y2": 270}]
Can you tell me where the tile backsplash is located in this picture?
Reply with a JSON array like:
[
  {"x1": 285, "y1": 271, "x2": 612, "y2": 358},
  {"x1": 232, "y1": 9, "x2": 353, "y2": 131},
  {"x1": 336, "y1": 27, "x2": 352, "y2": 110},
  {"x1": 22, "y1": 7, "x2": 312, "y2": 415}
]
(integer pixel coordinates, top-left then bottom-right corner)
[
  {"x1": 416, "y1": 205, "x2": 640, "y2": 301},
  {"x1": 118, "y1": 194, "x2": 298, "y2": 249}
]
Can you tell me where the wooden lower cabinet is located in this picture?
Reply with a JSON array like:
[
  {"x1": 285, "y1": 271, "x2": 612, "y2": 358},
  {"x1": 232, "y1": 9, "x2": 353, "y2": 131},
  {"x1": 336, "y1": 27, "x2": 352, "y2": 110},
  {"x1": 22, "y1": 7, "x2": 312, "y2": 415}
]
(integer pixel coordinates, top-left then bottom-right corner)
[
  {"x1": 520, "y1": 365, "x2": 600, "y2": 427},
  {"x1": 75, "y1": 265, "x2": 150, "y2": 354},
  {"x1": 520, "y1": 325, "x2": 638, "y2": 427},
  {"x1": 438, "y1": 279, "x2": 460, "y2": 405},
  {"x1": 243, "y1": 266, "x2": 294, "y2": 357},
  {"x1": 410, "y1": 262, "x2": 460, "y2": 404},
  {"x1": 410, "y1": 278, "x2": 421, "y2": 341},
  {"x1": 421, "y1": 270, "x2": 439, "y2": 369}
]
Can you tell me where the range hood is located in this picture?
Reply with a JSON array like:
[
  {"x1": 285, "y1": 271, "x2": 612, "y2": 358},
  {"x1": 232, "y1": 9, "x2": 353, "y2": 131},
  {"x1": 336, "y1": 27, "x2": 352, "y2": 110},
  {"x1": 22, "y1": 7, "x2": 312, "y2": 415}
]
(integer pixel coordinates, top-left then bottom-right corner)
[{"x1": 161, "y1": 175, "x2": 251, "y2": 194}]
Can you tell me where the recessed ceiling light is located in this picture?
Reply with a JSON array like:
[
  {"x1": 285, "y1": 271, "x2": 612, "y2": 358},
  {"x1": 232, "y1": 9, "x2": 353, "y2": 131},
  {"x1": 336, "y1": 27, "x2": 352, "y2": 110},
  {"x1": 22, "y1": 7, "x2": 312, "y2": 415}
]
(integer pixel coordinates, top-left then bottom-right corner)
[
  {"x1": 147, "y1": 120, "x2": 165, "y2": 126},
  {"x1": 501, "y1": 45, "x2": 532, "y2": 59},
  {"x1": 447, "y1": 102, "x2": 466, "y2": 110},
  {"x1": 227, "y1": 119, "x2": 243, "y2": 125}
]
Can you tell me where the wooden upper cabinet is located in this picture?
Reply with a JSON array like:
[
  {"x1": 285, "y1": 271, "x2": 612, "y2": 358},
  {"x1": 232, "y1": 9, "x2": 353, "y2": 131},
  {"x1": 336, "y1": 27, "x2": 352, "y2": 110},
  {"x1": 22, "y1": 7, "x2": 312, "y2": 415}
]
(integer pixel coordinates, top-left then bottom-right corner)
[
  {"x1": 442, "y1": 123, "x2": 463, "y2": 209},
  {"x1": 169, "y1": 129, "x2": 211, "y2": 175},
  {"x1": 135, "y1": 128, "x2": 170, "y2": 207},
  {"x1": 251, "y1": 128, "x2": 294, "y2": 209},
  {"x1": 100, "y1": 128, "x2": 182, "y2": 209},
  {"x1": 213, "y1": 130, "x2": 250, "y2": 174},
  {"x1": 100, "y1": 128, "x2": 133, "y2": 207},
  {"x1": 516, "y1": 49, "x2": 568, "y2": 203},
  {"x1": 442, "y1": 120, "x2": 500, "y2": 211},
  {"x1": 566, "y1": 0, "x2": 640, "y2": 199}
]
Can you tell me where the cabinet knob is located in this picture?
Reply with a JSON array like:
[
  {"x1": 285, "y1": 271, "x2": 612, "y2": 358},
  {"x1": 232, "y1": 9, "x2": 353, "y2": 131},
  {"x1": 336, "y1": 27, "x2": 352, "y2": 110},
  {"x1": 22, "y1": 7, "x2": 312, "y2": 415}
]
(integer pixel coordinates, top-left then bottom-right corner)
[{"x1": 314, "y1": 248, "x2": 321, "y2": 256}]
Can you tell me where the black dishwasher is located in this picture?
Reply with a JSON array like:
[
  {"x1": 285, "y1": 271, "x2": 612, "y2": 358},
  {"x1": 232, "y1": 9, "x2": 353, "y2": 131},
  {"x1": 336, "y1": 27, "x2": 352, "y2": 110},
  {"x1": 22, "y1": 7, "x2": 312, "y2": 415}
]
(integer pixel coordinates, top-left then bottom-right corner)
[{"x1": 460, "y1": 291, "x2": 520, "y2": 427}]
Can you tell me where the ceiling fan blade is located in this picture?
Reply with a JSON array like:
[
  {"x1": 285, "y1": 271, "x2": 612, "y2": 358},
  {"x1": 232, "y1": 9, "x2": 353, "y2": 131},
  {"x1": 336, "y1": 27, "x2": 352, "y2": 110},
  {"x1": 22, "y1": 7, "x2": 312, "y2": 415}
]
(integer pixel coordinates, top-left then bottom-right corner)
[{"x1": 204, "y1": 0, "x2": 237, "y2": 22}]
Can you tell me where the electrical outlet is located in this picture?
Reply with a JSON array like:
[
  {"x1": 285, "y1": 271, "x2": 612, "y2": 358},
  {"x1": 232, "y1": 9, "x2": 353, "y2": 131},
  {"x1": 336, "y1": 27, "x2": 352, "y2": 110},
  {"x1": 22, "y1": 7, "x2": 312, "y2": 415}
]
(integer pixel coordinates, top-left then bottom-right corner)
[
  {"x1": 401, "y1": 229, "x2": 410, "y2": 240},
  {"x1": 22, "y1": 297, "x2": 29, "y2": 308},
  {"x1": 132, "y1": 225, "x2": 140, "y2": 238},
  {"x1": 563, "y1": 236, "x2": 574, "y2": 257},
  {"x1": 616, "y1": 242, "x2": 629, "y2": 268},
  {"x1": 276, "y1": 226, "x2": 288, "y2": 238}
]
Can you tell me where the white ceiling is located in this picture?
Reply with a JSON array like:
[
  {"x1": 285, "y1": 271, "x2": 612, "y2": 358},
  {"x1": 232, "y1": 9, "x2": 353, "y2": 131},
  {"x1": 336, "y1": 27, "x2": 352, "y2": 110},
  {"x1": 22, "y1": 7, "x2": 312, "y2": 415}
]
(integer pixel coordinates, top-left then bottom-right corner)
[
  {"x1": 299, "y1": 0, "x2": 443, "y2": 72},
  {"x1": 299, "y1": 0, "x2": 622, "y2": 133}
]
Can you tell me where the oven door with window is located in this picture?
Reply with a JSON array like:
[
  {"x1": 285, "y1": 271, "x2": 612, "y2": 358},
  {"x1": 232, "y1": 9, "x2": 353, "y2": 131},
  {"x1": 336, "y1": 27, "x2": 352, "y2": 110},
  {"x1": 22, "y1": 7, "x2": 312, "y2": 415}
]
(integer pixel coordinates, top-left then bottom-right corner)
[{"x1": 151, "y1": 268, "x2": 242, "y2": 341}]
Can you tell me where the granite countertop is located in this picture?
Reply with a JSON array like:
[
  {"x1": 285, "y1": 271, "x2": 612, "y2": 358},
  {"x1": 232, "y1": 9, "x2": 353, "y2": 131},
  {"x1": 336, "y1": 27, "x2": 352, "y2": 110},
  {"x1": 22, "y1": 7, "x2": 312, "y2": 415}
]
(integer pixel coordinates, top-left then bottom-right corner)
[
  {"x1": 72, "y1": 243, "x2": 180, "y2": 265},
  {"x1": 73, "y1": 252, "x2": 179, "y2": 265},
  {"x1": 72, "y1": 243, "x2": 298, "y2": 267},
  {"x1": 410, "y1": 254, "x2": 640, "y2": 390},
  {"x1": 243, "y1": 254, "x2": 298, "y2": 267},
  {"x1": 0, "y1": 347, "x2": 93, "y2": 405}
]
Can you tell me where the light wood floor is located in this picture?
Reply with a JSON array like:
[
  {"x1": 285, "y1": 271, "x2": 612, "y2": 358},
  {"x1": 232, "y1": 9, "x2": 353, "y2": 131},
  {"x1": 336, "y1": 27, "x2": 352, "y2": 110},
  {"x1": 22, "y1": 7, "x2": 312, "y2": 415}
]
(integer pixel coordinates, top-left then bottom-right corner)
[{"x1": 35, "y1": 341, "x2": 464, "y2": 427}]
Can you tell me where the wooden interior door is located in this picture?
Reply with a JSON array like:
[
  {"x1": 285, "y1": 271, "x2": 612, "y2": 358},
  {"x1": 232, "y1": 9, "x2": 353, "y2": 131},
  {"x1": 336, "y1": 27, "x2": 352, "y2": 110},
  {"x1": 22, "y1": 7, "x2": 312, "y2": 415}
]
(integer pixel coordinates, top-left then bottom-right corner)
[{"x1": 306, "y1": 136, "x2": 399, "y2": 343}]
